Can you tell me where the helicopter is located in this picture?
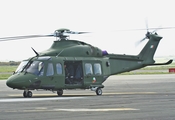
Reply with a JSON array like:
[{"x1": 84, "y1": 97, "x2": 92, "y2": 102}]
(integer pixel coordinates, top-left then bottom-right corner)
[{"x1": 0, "y1": 28, "x2": 173, "y2": 98}]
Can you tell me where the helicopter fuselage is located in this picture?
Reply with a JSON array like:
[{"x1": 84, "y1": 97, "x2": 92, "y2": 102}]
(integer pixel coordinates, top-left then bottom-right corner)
[{"x1": 6, "y1": 56, "x2": 108, "y2": 90}]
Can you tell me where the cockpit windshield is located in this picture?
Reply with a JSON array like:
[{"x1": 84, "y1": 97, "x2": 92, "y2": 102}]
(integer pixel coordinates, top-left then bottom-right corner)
[
  {"x1": 15, "y1": 61, "x2": 28, "y2": 73},
  {"x1": 15, "y1": 61, "x2": 44, "y2": 76}
]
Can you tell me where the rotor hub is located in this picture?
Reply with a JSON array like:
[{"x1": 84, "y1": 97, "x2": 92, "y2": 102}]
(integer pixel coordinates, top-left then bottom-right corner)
[{"x1": 54, "y1": 29, "x2": 71, "y2": 40}]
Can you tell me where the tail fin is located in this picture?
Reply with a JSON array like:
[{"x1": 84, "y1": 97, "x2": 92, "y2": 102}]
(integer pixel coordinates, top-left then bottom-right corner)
[{"x1": 138, "y1": 33, "x2": 163, "y2": 64}]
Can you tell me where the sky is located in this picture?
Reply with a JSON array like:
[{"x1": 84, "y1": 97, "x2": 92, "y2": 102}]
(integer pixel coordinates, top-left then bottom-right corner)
[{"x1": 0, "y1": 0, "x2": 175, "y2": 61}]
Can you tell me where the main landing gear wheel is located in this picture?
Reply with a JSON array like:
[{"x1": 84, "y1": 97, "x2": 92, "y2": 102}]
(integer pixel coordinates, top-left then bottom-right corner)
[
  {"x1": 96, "y1": 88, "x2": 102, "y2": 95},
  {"x1": 23, "y1": 91, "x2": 33, "y2": 98},
  {"x1": 57, "y1": 89, "x2": 63, "y2": 96}
]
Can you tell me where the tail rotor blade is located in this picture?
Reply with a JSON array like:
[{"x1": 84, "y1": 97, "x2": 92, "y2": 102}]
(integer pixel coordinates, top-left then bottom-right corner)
[{"x1": 145, "y1": 18, "x2": 149, "y2": 33}]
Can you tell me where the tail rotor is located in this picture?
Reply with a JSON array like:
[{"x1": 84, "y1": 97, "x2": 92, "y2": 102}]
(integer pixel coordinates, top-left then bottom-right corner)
[{"x1": 135, "y1": 20, "x2": 161, "y2": 46}]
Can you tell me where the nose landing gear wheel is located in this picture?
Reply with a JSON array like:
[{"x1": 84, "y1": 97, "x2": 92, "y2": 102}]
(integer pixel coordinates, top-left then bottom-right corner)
[
  {"x1": 57, "y1": 89, "x2": 63, "y2": 96},
  {"x1": 23, "y1": 91, "x2": 33, "y2": 98},
  {"x1": 27, "y1": 91, "x2": 32, "y2": 97}
]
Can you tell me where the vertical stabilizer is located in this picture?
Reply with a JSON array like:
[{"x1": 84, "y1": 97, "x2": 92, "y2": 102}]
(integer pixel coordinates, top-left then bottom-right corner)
[{"x1": 138, "y1": 33, "x2": 162, "y2": 64}]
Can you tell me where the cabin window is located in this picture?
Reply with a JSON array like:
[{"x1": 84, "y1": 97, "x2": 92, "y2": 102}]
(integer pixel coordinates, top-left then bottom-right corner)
[
  {"x1": 94, "y1": 63, "x2": 102, "y2": 75},
  {"x1": 56, "y1": 63, "x2": 62, "y2": 74},
  {"x1": 85, "y1": 63, "x2": 93, "y2": 75},
  {"x1": 46, "y1": 63, "x2": 54, "y2": 76}
]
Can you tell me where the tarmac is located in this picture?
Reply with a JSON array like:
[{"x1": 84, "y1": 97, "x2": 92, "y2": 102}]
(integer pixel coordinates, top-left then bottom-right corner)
[{"x1": 0, "y1": 74, "x2": 175, "y2": 120}]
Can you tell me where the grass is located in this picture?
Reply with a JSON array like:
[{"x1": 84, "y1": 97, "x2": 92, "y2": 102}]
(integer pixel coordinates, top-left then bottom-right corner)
[
  {"x1": 121, "y1": 62, "x2": 175, "y2": 75},
  {"x1": 0, "y1": 66, "x2": 17, "y2": 72},
  {"x1": 0, "y1": 66, "x2": 17, "y2": 80},
  {"x1": 120, "y1": 71, "x2": 170, "y2": 75},
  {"x1": 0, "y1": 74, "x2": 12, "y2": 80},
  {"x1": 142, "y1": 65, "x2": 175, "y2": 70}
]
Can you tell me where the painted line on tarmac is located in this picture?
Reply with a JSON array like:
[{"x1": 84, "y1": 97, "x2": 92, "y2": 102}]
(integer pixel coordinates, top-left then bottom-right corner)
[
  {"x1": 8, "y1": 92, "x2": 157, "y2": 97},
  {"x1": 55, "y1": 108, "x2": 139, "y2": 112},
  {"x1": 9, "y1": 94, "x2": 59, "y2": 97},
  {"x1": 103, "y1": 92, "x2": 157, "y2": 95},
  {"x1": 2, "y1": 108, "x2": 139, "y2": 113},
  {"x1": 0, "y1": 97, "x2": 85, "y2": 103},
  {"x1": 8, "y1": 94, "x2": 93, "y2": 97}
]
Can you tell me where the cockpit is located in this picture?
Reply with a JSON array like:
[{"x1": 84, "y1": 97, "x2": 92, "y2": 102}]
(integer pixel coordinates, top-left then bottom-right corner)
[{"x1": 15, "y1": 61, "x2": 44, "y2": 76}]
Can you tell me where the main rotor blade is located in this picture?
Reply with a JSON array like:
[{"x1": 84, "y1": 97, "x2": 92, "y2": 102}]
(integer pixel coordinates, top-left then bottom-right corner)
[
  {"x1": 0, "y1": 34, "x2": 54, "y2": 41},
  {"x1": 66, "y1": 31, "x2": 90, "y2": 34},
  {"x1": 114, "y1": 27, "x2": 175, "y2": 32}
]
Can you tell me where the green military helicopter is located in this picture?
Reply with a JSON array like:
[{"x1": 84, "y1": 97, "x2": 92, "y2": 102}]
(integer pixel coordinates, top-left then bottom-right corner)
[{"x1": 0, "y1": 28, "x2": 173, "y2": 97}]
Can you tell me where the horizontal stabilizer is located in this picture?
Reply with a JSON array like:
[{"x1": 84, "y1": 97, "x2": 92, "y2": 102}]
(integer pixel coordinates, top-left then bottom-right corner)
[{"x1": 147, "y1": 59, "x2": 173, "y2": 66}]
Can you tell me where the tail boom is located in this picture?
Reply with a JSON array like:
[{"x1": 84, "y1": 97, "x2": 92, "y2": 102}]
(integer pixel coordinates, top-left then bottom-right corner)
[{"x1": 105, "y1": 33, "x2": 172, "y2": 75}]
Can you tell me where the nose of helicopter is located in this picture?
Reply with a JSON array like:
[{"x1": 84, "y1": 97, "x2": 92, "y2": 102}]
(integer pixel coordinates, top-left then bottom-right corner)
[
  {"x1": 6, "y1": 76, "x2": 24, "y2": 89},
  {"x1": 6, "y1": 79, "x2": 13, "y2": 88},
  {"x1": 6, "y1": 73, "x2": 35, "y2": 89}
]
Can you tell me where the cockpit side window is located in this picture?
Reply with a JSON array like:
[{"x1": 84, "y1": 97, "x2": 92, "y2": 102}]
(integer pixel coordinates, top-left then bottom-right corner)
[
  {"x1": 46, "y1": 63, "x2": 54, "y2": 76},
  {"x1": 56, "y1": 63, "x2": 62, "y2": 74},
  {"x1": 38, "y1": 62, "x2": 44, "y2": 76},
  {"x1": 26, "y1": 61, "x2": 44, "y2": 76}
]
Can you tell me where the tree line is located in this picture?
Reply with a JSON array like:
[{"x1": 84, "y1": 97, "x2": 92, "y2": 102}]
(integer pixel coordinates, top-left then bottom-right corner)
[{"x1": 0, "y1": 61, "x2": 20, "y2": 66}]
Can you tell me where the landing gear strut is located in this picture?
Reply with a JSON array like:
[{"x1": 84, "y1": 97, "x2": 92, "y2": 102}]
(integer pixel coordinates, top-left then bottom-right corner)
[{"x1": 23, "y1": 90, "x2": 32, "y2": 98}]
